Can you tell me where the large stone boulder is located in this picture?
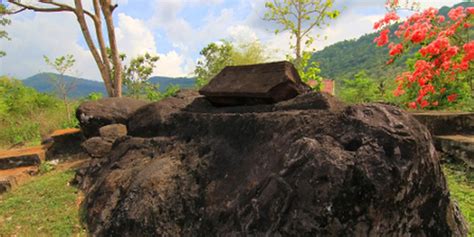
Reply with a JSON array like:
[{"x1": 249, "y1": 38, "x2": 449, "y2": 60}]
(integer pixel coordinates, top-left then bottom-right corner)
[
  {"x1": 99, "y1": 124, "x2": 128, "y2": 142},
  {"x1": 75, "y1": 92, "x2": 467, "y2": 236},
  {"x1": 76, "y1": 97, "x2": 148, "y2": 138},
  {"x1": 128, "y1": 90, "x2": 200, "y2": 137},
  {"x1": 81, "y1": 137, "x2": 113, "y2": 158},
  {"x1": 199, "y1": 61, "x2": 310, "y2": 106}
]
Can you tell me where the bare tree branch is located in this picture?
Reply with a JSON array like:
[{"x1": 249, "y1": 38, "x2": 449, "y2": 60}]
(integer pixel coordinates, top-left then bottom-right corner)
[
  {"x1": 74, "y1": 0, "x2": 114, "y2": 96},
  {"x1": 8, "y1": 0, "x2": 95, "y2": 19},
  {"x1": 100, "y1": 0, "x2": 122, "y2": 97},
  {"x1": 8, "y1": 1, "x2": 70, "y2": 13},
  {"x1": 8, "y1": 0, "x2": 126, "y2": 97},
  {"x1": 301, "y1": 4, "x2": 329, "y2": 37},
  {"x1": 92, "y1": 0, "x2": 113, "y2": 93}
]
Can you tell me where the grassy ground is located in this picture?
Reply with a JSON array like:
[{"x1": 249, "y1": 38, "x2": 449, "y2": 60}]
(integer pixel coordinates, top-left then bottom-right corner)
[
  {"x1": 0, "y1": 169, "x2": 86, "y2": 236},
  {"x1": 0, "y1": 163, "x2": 472, "y2": 236},
  {"x1": 443, "y1": 162, "x2": 474, "y2": 235}
]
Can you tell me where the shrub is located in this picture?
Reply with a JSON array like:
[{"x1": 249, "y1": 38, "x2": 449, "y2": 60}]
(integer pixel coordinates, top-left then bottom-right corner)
[{"x1": 0, "y1": 76, "x2": 77, "y2": 148}]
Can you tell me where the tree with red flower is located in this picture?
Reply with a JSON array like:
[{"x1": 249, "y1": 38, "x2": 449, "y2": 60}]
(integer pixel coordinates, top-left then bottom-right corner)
[{"x1": 375, "y1": 1, "x2": 473, "y2": 110}]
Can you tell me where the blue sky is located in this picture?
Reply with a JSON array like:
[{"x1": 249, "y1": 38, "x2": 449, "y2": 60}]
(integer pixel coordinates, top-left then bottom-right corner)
[{"x1": 0, "y1": 0, "x2": 464, "y2": 80}]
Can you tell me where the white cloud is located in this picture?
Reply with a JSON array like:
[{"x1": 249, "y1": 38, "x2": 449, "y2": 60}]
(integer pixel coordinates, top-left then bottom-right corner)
[
  {"x1": 115, "y1": 13, "x2": 190, "y2": 77},
  {"x1": 149, "y1": 2, "x2": 237, "y2": 56},
  {"x1": 315, "y1": 12, "x2": 385, "y2": 51},
  {"x1": 0, "y1": 10, "x2": 191, "y2": 79},
  {"x1": 418, "y1": 0, "x2": 462, "y2": 10},
  {"x1": 227, "y1": 25, "x2": 259, "y2": 44},
  {"x1": 0, "y1": 12, "x2": 99, "y2": 80},
  {"x1": 154, "y1": 51, "x2": 188, "y2": 77},
  {"x1": 116, "y1": 13, "x2": 157, "y2": 57}
]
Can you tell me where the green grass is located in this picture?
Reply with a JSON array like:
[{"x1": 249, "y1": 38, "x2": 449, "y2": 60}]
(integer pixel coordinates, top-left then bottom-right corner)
[
  {"x1": 443, "y1": 162, "x2": 474, "y2": 236},
  {"x1": 0, "y1": 170, "x2": 85, "y2": 236}
]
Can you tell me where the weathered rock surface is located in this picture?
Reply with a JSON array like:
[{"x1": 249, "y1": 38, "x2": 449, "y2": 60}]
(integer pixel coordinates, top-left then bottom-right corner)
[
  {"x1": 75, "y1": 92, "x2": 467, "y2": 236},
  {"x1": 435, "y1": 135, "x2": 474, "y2": 168},
  {"x1": 81, "y1": 137, "x2": 113, "y2": 158},
  {"x1": 45, "y1": 128, "x2": 85, "y2": 161},
  {"x1": 411, "y1": 112, "x2": 474, "y2": 135},
  {"x1": 99, "y1": 124, "x2": 128, "y2": 142},
  {"x1": 76, "y1": 97, "x2": 148, "y2": 137},
  {"x1": 0, "y1": 154, "x2": 41, "y2": 170},
  {"x1": 199, "y1": 61, "x2": 310, "y2": 106},
  {"x1": 128, "y1": 90, "x2": 200, "y2": 137},
  {"x1": 0, "y1": 177, "x2": 14, "y2": 194}
]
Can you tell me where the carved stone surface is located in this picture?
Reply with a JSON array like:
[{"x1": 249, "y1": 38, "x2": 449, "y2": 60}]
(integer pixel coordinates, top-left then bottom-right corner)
[{"x1": 199, "y1": 61, "x2": 310, "y2": 106}]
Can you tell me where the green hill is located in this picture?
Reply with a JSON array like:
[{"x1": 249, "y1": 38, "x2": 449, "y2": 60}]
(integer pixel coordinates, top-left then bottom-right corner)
[
  {"x1": 22, "y1": 73, "x2": 107, "y2": 98},
  {"x1": 22, "y1": 73, "x2": 196, "y2": 98}
]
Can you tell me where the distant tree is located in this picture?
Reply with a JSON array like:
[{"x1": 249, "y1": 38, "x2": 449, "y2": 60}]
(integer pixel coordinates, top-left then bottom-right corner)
[
  {"x1": 86, "y1": 92, "x2": 103, "y2": 101},
  {"x1": 338, "y1": 70, "x2": 380, "y2": 103},
  {"x1": 194, "y1": 40, "x2": 269, "y2": 87},
  {"x1": 106, "y1": 50, "x2": 169, "y2": 100},
  {"x1": 8, "y1": 0, "x2": 123, "y2": 97},
  {"x1": 44, "y1": 54, "x2": 76, "y2": 126},
  {"x1": 0, "y1": 3, "x2": 10, "y2": 58},
  {"x1": 231, "y1": 41, "x2": 269, "y2": 65},
  {"x1": 195, "y1": 40, "x2": 234, "y2": 87},
  {"x1": 288, "y1": 51, "x2": 323, "y2": 91},
  {"x1": 264, "y1": 0, "x2": 340, "y2": 64},
  {"x1": 123, "y1": 53, "x2": 160, "y2": 99}
]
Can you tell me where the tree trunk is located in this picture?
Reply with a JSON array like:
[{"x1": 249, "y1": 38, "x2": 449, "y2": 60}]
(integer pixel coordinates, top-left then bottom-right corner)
[
  {"x1": 74, "y1": 0, "x2": 115, "y2": 97},
  {"x1": 295, "y1": 1, "x2": 302, "y2": 65},
  {"x1": 101, "y1": 0, "x2": 122, "y2": 97},
  {"x1": 296, "y1": 37, "x2": 301, "y2": 64},
  {"x1": 8, "y1": 0, "x2": 121, "y2": 97},
  {"x1": 92, "y1": 0, "x2": 114, "y2": 96}
]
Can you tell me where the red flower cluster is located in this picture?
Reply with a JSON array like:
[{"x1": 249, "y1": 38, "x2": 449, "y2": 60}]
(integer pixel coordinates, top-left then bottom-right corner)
[
  {"x1": 463, "y1": 41, "x2": 474, "y2": 63},
  {"x1": 374, "y1": 29, "x2": 390, "y2": 46},
  {"x1": 376, "y1": 2, "x2": 473, "y2": 109},
  {"x1": 389, "y1": 43, "x2": 404, "y2": 56},
  {"x1": 448, "y1": 6, "x2": 466, "y2": 21},
  {"x1": 468, "y1": 7, "x2": 474, "y2": 15},
  {"x1": 374, "y1": 12, "x2": 400, "y2": 30}
]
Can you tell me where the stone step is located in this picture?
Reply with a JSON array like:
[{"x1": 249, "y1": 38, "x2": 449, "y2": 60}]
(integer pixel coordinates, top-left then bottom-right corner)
[
  {"x1": 0, "y1": 166, "x2": 38, "y2": 194},
  {"x1": 43, "y1": 128, "x2": 84, "y2": 161},
  {"x1": 0, "y1": 146, "x2": 46, "y2": 170},
  {"x1": 434, "y1": 134, "x2": 474, "y2": 168},
  {"x1": 411, "y1": 112, "x2": 473, "y2": 135}
]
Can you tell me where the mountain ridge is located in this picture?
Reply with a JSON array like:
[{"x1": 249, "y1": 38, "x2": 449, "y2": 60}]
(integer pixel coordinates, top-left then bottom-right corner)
[{"x1": 22, "y1": 73, "x2": 196, "y2": 98}]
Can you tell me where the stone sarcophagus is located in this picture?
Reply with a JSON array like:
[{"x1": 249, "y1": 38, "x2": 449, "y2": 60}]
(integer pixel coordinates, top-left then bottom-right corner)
[{"x1": 199, "y1": 61, "x2": 310, "y2": 106}]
